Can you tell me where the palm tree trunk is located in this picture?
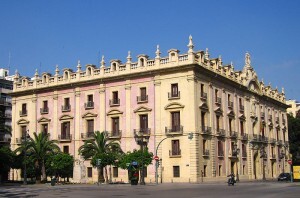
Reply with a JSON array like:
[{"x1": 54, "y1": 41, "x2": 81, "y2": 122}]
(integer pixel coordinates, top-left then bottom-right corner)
[
  {"x1": 35, "y1": 161, "x2": 41, "y2": 184},
  {"x1": 98, "y1": 166, "x2": 105, "y2": 183},
  {"x1": 104, "y1": 166, "x2": 109, "y2": 184},
  {"x1": 41, "y1": 161, "x2": 46, "y2": 182}
]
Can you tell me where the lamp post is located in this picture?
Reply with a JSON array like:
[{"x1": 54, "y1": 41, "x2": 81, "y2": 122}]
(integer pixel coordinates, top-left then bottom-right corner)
[
  {"x1": 260, "y1": 146, "x2": 267, "y2": 181},
  {"x1": 134, "y1": 132, "x2": 149, "y2": 185},
  {"x1": 22, "y1": 130, "x2": 30, "y2": 185},
  {"x1": 280, "y1": 149, "x2": 285, "y2": 173},
  {"x1": 232, "y1": 142, "x2": 240, "y2": 182}
]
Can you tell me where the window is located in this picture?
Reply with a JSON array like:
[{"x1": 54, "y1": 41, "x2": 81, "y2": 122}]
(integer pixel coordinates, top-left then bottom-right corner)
[
  {"x1": 112, "y1": 63, "x2": 117, "y2": 71},
  {"x1": 143, "y1": 167, "x2": 147, "y2": 178},
  {"x1": 62, "y1": 98, "x2": 71, "y2": 111},
  {"x1": 139, "y1": 87, "x2": 147, "y2": 102},
  {"x1": 218, "y1": 141, "x2": 224, "y2": 156},
  {"x1": 140, "y1": 58, "x2": 145, "y2": 67},
  {"x1": 140, "y1": 114, "x2": 148, "y2": 133},
  {"x1": 200, "y1": 84, "x2": 207, "y2": 99},
  {"x1": 276, "y1": 129, "x2": 279, "y2": 140},
  {"x1": 215, "y1": 89, "x2": 219, "y2": 103},
  {"x1": 171, "y1": 140, "x2": 180, "y2": 156},
  {"x1": 242, "y1": 144, "x2": 247, "y2": 158},
  {"x1": 63, "y1": 146, "x2": 69, "y2": 154},
  {"x1": 111, "y1": 91, "x2": 119, "y2": 105},
  {"x1": 43, "y1": 101, "x2": 48, "y2": 109},
  {"x1": 86, "y1": 95, "x2": 94, "y2": 108},
  {"x1": 87, "y1": 120, "x2": 94, "y2": 133},
  {"x1": 21, "y1": 103, "x2": 27, "y2": 115},
  {"x1": 87, "y1": 167, "x2": 93, "y2": 178},
  {"x1": 64, "y1": 98, "x2": 70, "y2": 106},
  {"x1": 41, "y1": 123, "x2": 48, "y2": 134},
  {"x1": 203, "y1": 165, "x2": 207, "y2": 177},
  {"x1": 203, "y1": 139, "x2": 206, "y2": 151},
  {"x1": 239, "y1": 98, "x2": 244, "y2": 111},
  {"x1": 218, "y1": 165, "x2": 222, "y2": 176},
  {"x1": 240, "y1": 121, "x2": 244, "y2": 136},
  {"x1": 41, "y1": 101, "x2": 49, "y2": 114},
  {"x1": 21, "y1": 126, "x2": 27, "y2": 137},
  {"x1": 171, "y1": 112, "x2": 180, "y2": 131},
  {"x1": 61, "y1": 122, "x2": 70, "y2": 139},
  {"x1": 113, "y1": 167, "x2": 118, "y2": 177},
  {"x1": 112, "y1": 117, "x2": 120, "y2": 136},
  {"x1": 229, "y1": 118, "x2": 232, "y2": 133},
  {"x1": 170, "y1": 83, "x2": 179, "y2": 98},
  {"x1": 173, "y1": 166, "x2": 180, "y2": 177},
  {"x1": 201, "y1": 111, "x2": 206, "y2": 129},
  {"x1": 216, "y1": 115, "x2": 220, "y2": 131}
]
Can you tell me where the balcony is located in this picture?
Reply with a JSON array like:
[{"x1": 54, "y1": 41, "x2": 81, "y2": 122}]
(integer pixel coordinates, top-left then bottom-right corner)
[
  {"x1": 215, "y1": 97, "x2": 222, "y2": 105},
  {"x1": 277, "y1": 140, "x2": 283, "y2": 146},
  {"x1": 106, "y1": 130, "x2": 122, "y2": 139},
  {"x1": 40, "y1": 107, "x2": 49, "y2": 114},
  {"x1": 85, "y1": 101, "x2": 94, "y2": 109},
  {"x1": 229, "y1": 149, "x2": 239, "y2": 158},
  {"x1": 241, "y1": 133, "x2": 248, "y2": 141},
  {"x1": 0, "y1": 113, "x2": 11, "y2": 119},
  {"x1": 62, "y1": 105, "x2": 71, "y2": 112},
  {"x1": 262, "y1": 136, "x2": 268, "y2": 143},
  {"x1": 269, "y1": 138, "x2": 276, "y2": 144},
  {"x1": 58, "y1": 134, "x2": 72, "y2": 141},
  {"x1": 169, "y1": 149, "x2": 181, "y2": 157},
  {"x1": 200, "y1": 92, "x2": 207, "y2": 100},
  {"x1": 251, "y1": 134, "x2": 263, "y2": 143},
  {"x1": 270, "y1": 154, "x2": 276, "y2": 160},
  {"x1": 134, "y1": 128, "x2": 151, "y2": 137},
  {"x1": 284, "y1": 141, "x2": 289, "y2": 147},
  {"x1": 19, "y1": 110, "x2": 27, "y2": 116},
  {"x1": 261, "y1": 112, "x2": 265, "y2": 120},
  {"x1": 0, "y1": 98, "x2": 12, "y2": 106},
  {"x1": 202, "y1": 149, "x2": 210, "y2": 157},
  {"x1": 228, "y1": 101, "x2": 233, "y2": 109},
  {"x1": 81, "y1": 132, "x2": 95, "y2": 140},
  {"x1": 239, "y1": 105, "x2": 244, "y2": 112},
  {"x1": 109, "y1": 98, "x2": 120, "y2": 106},
  {"x1": 216, "y1": 129, "x2": 225, "y2": 137},
  {"x1": 200, "y1": 126, "x2": 212, "y2": 135},
  {"x1": 168, "y1": 91, "x2": 180, "y2": 100},
  {"x1": 242, "y1": 152, "x2": 247, "y2": 159},
  {"x1": 137, "y1": 95, "x2": 148, "y2": 103},
  {"x1": 218, "y1": 152, "x2": 224, "y2": 158},
  {"x1": 229, "y1": 131, "x2": 238, "y2": 138},
  {"x1": 165, "y1": 125, "x2": 183, "y2": 135}
]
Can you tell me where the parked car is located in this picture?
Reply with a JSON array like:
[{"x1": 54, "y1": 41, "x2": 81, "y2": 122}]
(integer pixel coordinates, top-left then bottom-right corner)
[{"x1": 277, "y1": 173, "x2": 291, "y2": 181}]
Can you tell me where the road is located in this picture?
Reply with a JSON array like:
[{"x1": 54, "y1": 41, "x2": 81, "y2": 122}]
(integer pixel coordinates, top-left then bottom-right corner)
[{"x1": 0, "y1": 181, "x2": 299, "y2": 198}]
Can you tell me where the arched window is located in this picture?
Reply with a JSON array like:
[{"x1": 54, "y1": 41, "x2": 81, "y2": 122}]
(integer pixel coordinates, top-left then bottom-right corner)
[
  {"x1": 112, "y1": 63, "x2": 117, "y2": 71},
  {"x1": 64, "y1": 71, "x2": 69, "y2": 79},
  {"x1": 43, "y1": 75, "x2": 47, "y2": 83},
  {"x1": 140, "y1": 58, "x2": 144, "y2": 67},
  {"x1": 87, "y1": 67, "x2": 92, "y2": 75},
  {"x1": 170, "y1": 53, "x2": 176, "y2": 61}
]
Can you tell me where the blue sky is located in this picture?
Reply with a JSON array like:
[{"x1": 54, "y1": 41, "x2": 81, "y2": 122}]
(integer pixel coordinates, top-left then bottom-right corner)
[{"x1": 0, "y1": 0, "x2": 300, "y2": 100}]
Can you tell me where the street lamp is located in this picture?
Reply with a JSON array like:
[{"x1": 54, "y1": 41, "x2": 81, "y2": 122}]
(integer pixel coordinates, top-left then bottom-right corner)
[
  {"x1": 134, "y1": 132, "x2": 150, "y2": 185},
  {"x1": 279, "y1": 149, "x2": 285, "y2": 173},
  {"x1": 22, "y1": 130, "x2": 30, "y2": 185},
  {"x1": 232, "y1": 142, "x2": 240, "y2": 182},
  {"x1": 260, "y1": 146, "x2": 267, "y2": 181}
]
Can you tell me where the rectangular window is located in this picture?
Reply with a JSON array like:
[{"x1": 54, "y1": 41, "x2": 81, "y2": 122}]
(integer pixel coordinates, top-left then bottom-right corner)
[
  {"x1": 21, "y1": 103, "x2": 27, "y2": 115},
  {"x1": 229, "y1": 118, "x2": 232, "y2": 132},
  {"x1": 21, "y1": 126, "x2": 27, "y2": 137},
  {"x1": 218, "y1": 141, "x2": 223, "y2": 156},
  {"x1": 242, "y1": 143, "x2": 246, "y2": 157},
  {"x1": 113, "y1": 91, "x2": 118, "y2": 104},
  {"x1": 216, "y1": 115, "x2": 220, "y2": 131},
  {"x1": 61, "y1": 122, "x2": 70, "y2": 139},
  {"x1": 203, "y1": 165, "x2": 207, "y2": 177},
  {"x1": 86, "y1": 95, "x2": 94, "y2": 108},
  {"x1": 143, "y1": 167, "x2": 147, "y2": 178},
  {"x1": 203, "y1": 139, "x2": 206, "y2": 151},
  {"x1": 173, "y1": 166, "x2": 180, "y2": 177},
  {"x1": 171, "y1": 139, "x2": 180, "y2": 155},
  {"x1": 63, "y1": 146, "x2": 69, "y2": 154},
  {"x1": 87, "y1": 120, "x2": 94, "y2": 133},
  {"x1": 113, "y1": 167, "x2": 118, "y2": 177},
  {"x1": 41, "y1": 123, "x2": 48, "y2": 134},
  {"x1": 41, "y1": 100, "x2": 49, "y2": 114},
  {"x1": 140, "y1": 87, "x2": 147, "y2": 101},
  {"x1": 140, "y1": 114, "x2": 148, "y2": 132},
  {"x1": 240, "y1": 121, "x2": 244, "y2": 135},
  {"x1": 87, "y1": 94, "x2": 93, "y2": 102},
  {"x1": 64, "y1": 98, "x2": 70, "y2": 106},
  {"x1": 87, "y1": 167, "x2": 93, "y2": 178},
  {"x1": 171, "y1": 112, "x2": 180, "y2": 131},
  {"x1": 201, "y1": 111, "x2": 206, "y2": 129},
  {"x1": 215, "y1": 89, "x2": 218, "y2": 102},
  {"x1": 43, "y1": 101, "x2": 48, "y2": 109},
  {"x1": 63, "y1": 98, "x2": 70, "y2": 111},
  {"x1": 171, "y1": 83, "x2": 179, "y2": 97},
  {"x1": 112, "y1": 117, "x2": 120, "y2": 135},
  {"x1": 219, "y1": 165, "x2": 222, "y2": 176}
]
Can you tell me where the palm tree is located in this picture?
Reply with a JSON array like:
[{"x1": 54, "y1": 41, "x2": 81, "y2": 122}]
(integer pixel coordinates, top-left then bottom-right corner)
[
  {"x1": 78, "y1": 131, "x2": 122, "y2": 183},
  {"x1": 16, "y1": 132, "x2": 60, "y2": 183}
]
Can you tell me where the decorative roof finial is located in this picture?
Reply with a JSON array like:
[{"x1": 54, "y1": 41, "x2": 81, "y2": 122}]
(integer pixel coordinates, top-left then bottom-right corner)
[
  {"x1": 155, "y1": 45, "x2": 161, "y2": 58},
  {"x1": 127, "y1": 51, "x2": 132, "y2": 63},
  {"x1": 77, "y1": 60, "x2": 81, "y2": 72},
  {"x1": 187, "y1": 35, "x2": 194, "y2": 53},
  {"x1": 230, "y1": 61, "x2": 234, "y2": 70},
  {"x1": 101, "y1": 55, "x2": 105, "y2": 67},
  {"x1": 261, "y1": 78, "x2": 264, "y2": 84},
  {"x1": 282, "y1": 87, "x2": 285, "y2": 94},
  {"x1": 205, "y1": 48, "x2": 209, "y2": 60},
  {"x1": 218, "y1": 55, "x2": 222, "y2": 64},
  {"x1": 35, "y1": 69, "x2": 39, "y2": 78},
  {"x1": 245, "y1": 52, "x2": 251, "y2": 66},
  {"x1": 55, "y1": 65, "x2": 59, "y2": 76}
]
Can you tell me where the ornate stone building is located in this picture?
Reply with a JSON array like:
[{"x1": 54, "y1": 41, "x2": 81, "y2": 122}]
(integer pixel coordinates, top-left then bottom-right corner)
[{"x1": 10, "y1": 36, "x2": 289, "y2": 183}]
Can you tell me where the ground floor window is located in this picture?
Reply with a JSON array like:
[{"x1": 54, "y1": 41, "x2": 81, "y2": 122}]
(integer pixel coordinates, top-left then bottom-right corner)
[
  {"x1": 113, "y1": 167, "x2": 118, "y2": 178},
  {"x1": 173, "y1": 166, "x2": 180, "y2": 177},
  {"x1": 203, "y1": 165, "x2": 207, "y2": 177},
  {"x1": 63, "y1": 146, "x2": 69, "y2": 154},
  {"x1": 87, "y1": 167, "x2": 92, "y2": 178},
  {"x1": 143, "y1": 167, "x2": 147, "y2": 178},
  {"x1": 218, "y1": 165, "x2": 222, "y2": 176}
]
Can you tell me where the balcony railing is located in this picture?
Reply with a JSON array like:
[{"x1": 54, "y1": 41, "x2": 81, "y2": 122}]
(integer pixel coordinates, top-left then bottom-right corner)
[
  {"x1": 203, "y1": 149, "x2": 210, "y2": 157},
  {"x1": 262, "y1": 136, "x2": 268, "y2": 143},
  {"x1": 165, "y1": 125, "x2": 183, "y2": 135},
  {"x1": 277, "y1": 140, "x2": 283, "y2": 146},
  {"x1": 109, "y1": 98, "x2": 120, "y2": 106},
  {"x1": 168, "y1": 91, "x2": 180, "y2": 99},
  {"x1": 216, "y1": 129, "x2": 225, "y2": 137},
  {"x1": 239, "y1": 105, "x2": 244, "y2": 112},
  {"x1": 61, "y1": 105, "x2": 71, "y2": 112},
  {"x1": 85, "y1": 101, "x2": 94, "y2": 109},
  {"x1": 242, "y1": 152, "x2": 247, "y2": 158},
  {"x1": 218, "y1": 152, "x2": 224, "y2": 157},
  {"x1": 201, "y1": 126, "x2": 212, "y2": 135},
  {"x1": 137, "y1": 95, "x2": 148, "y2": 103},
  {"x1": 269, "y1": 138, "x2": 276, "y2": 144},
  {"x1": 106, "y1": 130, "x2": 122, "y2": 139},
  {"x1": 134, "y1": 128, "x2": 151, "y2": 136},
  {"x1": 58, "y1": 134, "x2": 72, "y2": 141},
  {"x1": 200, "y1": 92, "x2": 207, "y2": 100},
  {"x1": 215, "y1": 97, "x2": 222, "y2": 104},
  {"x1": 251, "y1": 134, "x2": 263, "y2": 142},
  {"x1": 169, "y1": 149, "x2": 181, "y2": 157},
  {"x1": 40, "y1": 107, "x2": 49, "y2": 114},
  {"x1": 241, "y1": 133, "x2": 248, "y2": 140},
  {"x1": 19, "y1": 110, "x2": 27, "y2": 116},
  {"x1": 229, "y1": 131, "x2": 238, "y2": 138},
  {"x1": 270, "y1": 154, "x2": 276, "y2": 159},
  {"x1": 81, "y1": 132, "x2": 95, "y2": 139},
  {"x1": 228, "y1": 101, "x2": 233, "y2": 109}
]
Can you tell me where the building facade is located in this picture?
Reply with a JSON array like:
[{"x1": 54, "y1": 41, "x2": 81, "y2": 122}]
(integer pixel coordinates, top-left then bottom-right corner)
[{"x1": 11, "y1": 36, "x2": 289, "y2": 183}]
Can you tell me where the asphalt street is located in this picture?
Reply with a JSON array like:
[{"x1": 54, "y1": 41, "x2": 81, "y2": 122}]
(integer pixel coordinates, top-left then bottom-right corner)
[{"x1": 0, "y1": 181, "x2": 299, "y2": 198}]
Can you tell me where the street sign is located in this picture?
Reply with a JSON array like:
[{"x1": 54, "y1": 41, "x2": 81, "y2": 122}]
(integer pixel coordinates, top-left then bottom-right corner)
[
  {"x1": 132, "y1": 161, "x2": 138, "y2": 166},
  {"x1": 288, "y1": 159, "x2": 292, "y2": 165},
  {"x1": 154, "y1": 156, "x2": 159, "y2": 161}
]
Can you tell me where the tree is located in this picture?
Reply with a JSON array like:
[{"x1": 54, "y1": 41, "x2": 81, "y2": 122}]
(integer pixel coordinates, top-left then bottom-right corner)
[
  {"x1": 288, "y1": 114, "x2": 300, "y2": 164},
  {"x1": 0, "y1": 146, "x2": 14, "y2": 182},
  {"x1": 46, "y1": 152, "x2": 74, "y2": 182},
  {"x1": 15, "y1": 132, "x2": 60, "y2": 183},
  {"x1": 78, "y1": 131, "x2": 122, "y2": 183}
]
